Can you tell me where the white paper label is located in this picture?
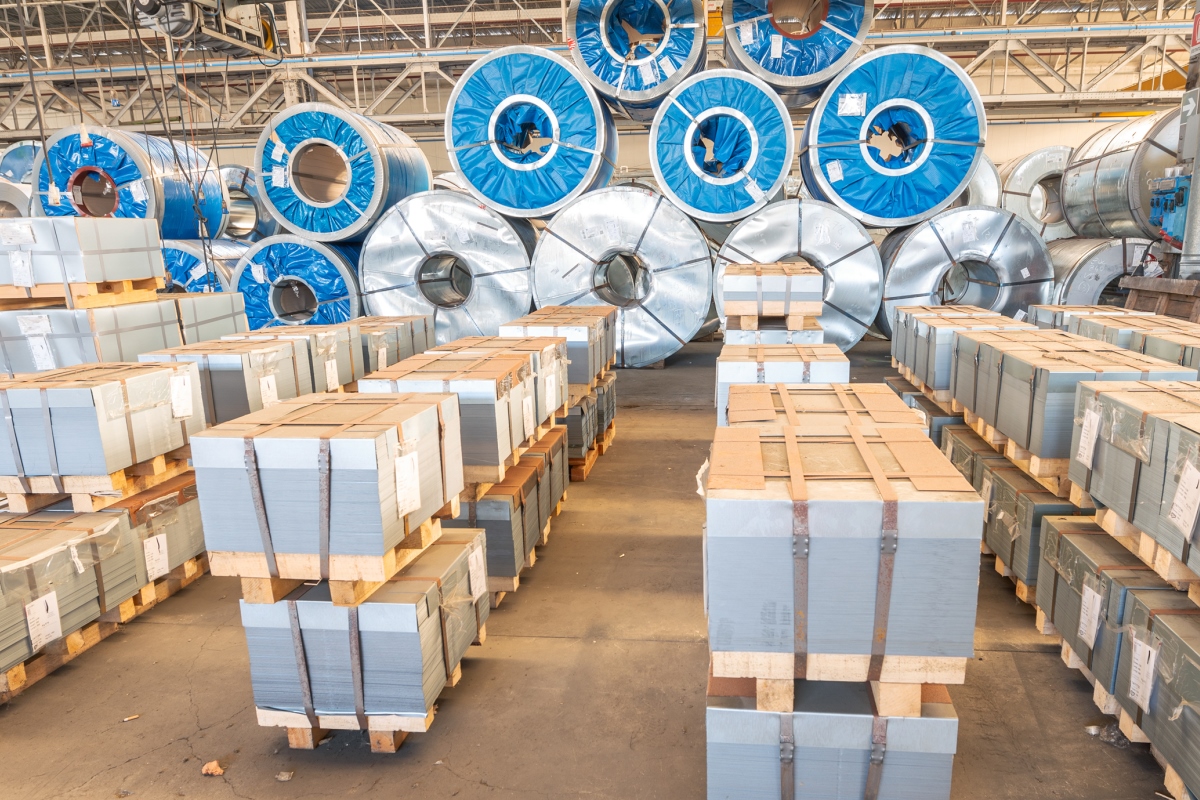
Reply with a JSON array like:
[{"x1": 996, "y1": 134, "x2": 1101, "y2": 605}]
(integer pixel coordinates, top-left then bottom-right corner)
[
  {"x1": 251, "y1": 262, "x2": 267, "y2": 284},
  {"x1": 604, "y1": 220, "x2": 621, "y2": 241},
  {"x1": 394, "y1": 451, "x2": 422, "y2": 517},
  {"x1": 1077, "y1": 584, "x2": 1104, "y2": 649},
  {"x1": 737, "y1": 21, "x2": 755, "y2": 44},
  {"x1": 770, "y1": 34, "x2": 784, "y2": 59},
  {"x1": 1129, "y1": 637, "x2": 1159, "y2": 712},
  {"x1": 523, "y1": 394, "x2": 536, "y2": 437},
  {"x1": 18, "y1": 314, "x2": 50, "y2": 335},
  {"x1": 744, "y1": 176, "x2": 766, "y2": 201},
  {"x1": 27, "y1": 334, "x2": 54, "y2": 371},
  {"x1": 546, "y1": 373, "x2": 559, "y2": 410},
  {"x1": 1144, "y1": 259, "x2": 1165, "y2": 278},
  {"x1": 658, "y1": 56, "x2": 676, "y2": 77},
  {"x1": 1168, "y1": 459, "x2": 1200, "y2": 534},
  {"x1": 25, "y1": 591, "x2": 62, "y2": 652},
  {"x1": 638, "y1": 61, "x2": 657, "y2": 85},
  {"x1": 962, "y1": 219, "x2": 977, "y2": 243},
  {"x1": 826, "y1": 160, "x2": 844, "y2": 184},
  {"x1": 1075, "y1": 407, "x2": 1101, "y2": 466},
  {"x1": 0, "y1": 221, "x2": 36, "y2": 245},
  {"x1": 467, "y1": 545, "x2": 487, "y2": 601},
  {"x1": 69, "y1": 545, "x2": 85, "y2": 575},
  {"x1": 837, "y1": 93, "x2": 868, "y2": 117},
  {"x1": 272, "y1": 141, "x2": 286, "y2": 162},
  {"x1": 169, "y1": 373, "x2": 193, "y2": 419},
  {"x1": 270, "y1": 165, "x2": 289, "y2": 188},
  {"x1": 129, "y1": 180, "x2": 147, "y2": 203},
  {"x1": 324, "y1": 358, "x2": 340, "y2": 391},
  {"x1": 377, "y1": 346, "x2": 388, "y2": 369},
  {"x1": 980, "y1": 473, "x2": 994, "y2": 521},
  {"x1": 10, "y1": 250, "x2": 33, "y2": 287},
  {"x1": 1020, "y1": 267, "x2": 1031, "y2": 279},
  {"x1": 1013, "y1": 308, "x2": 1027, "y2": 322},
  {"x1": 143, "y1": 533, "x2": 169, "y2": 581},
  {"x1": 259, "y1": 374, "x2": 279, "y2": 407},
  {"x1": 188, "y1": 263, "x2": 208, "y2": 283}
]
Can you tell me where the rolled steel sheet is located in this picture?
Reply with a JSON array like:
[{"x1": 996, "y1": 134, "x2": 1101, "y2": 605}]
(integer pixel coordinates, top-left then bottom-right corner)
[
  {"x1": 875, "y1": 205, "x2": 1054, "y2": 338},
  {"x1": 360, "y1": 189, "x2": 534, "y2": 344},
  {"x1": 531, "y1": 185, "x2": 712, "y2": 367},
  {"x1": 0, "y1": 140, "x2": 38, "y2": 183},
  {"x1": 32, "y1": 125, "x2": 228, "y2": 239},
  {"x1": 715, "y1": 198, "x2": 883, "y2": 350},
  {"x1": 220, "y1": 165, "x2": 281, "y2": 242},
  {"x1": 723, "y1": 0, "x2": 871, "y2": 108},
  {"x1": 231, "y1": 235, "x2": 361, "y2": 329},
  {"x1": 432, "y1": 172, "x2": 466, "y2": 190},
  {"x1": 650, "y1": 69, "x2": 795, "y2": 223},
  {"x1": 161, "y1": 239, "x2": 249, "y2": 293},
  {"x1": 430, "y1": 174, "x2": 538, "y2": 254},
  {"x1": 254, "y1": 103, "x2": 431, "y2": 242},
  {"x1": 800, "y1": 45, "x2": 986, "y2": 228},
  {"x1": 566, "y1": 0, "x2": 707, "y2": 121},
  {"x1": 446, "y1": 46, "x2": 618, "y2": 219},
  {"x1": 1062, "y1": 109, "x2": 1180, "y2": 239},
  {"x1": 0, "y1": 178, "x2": 30, "y2": 218},
  {"x1": 1048, "y1": 237, "x2": 1153, "y2": 306},
  {"x1": 998, "y1": 145, "x2": 1073, "y2": 242},
  {"x1": 950, "y1": 153, "x2": 1000, "y2": 208}
]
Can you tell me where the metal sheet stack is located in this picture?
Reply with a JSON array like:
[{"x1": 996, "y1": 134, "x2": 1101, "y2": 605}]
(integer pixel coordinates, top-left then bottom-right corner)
[
  {"x1": 715, "y1": 344, "x2": 849, "y2": 425},
  {"x1": 1028, "y1": 304, "x2": 1154, "y2": 332},
  {"x1": 427, "y1": 336, "x2": 570, "y2": 427},
  {"x1": 720, "y1": 262, "x2": 824, "y2": 344},
  {"x1": 356, "y1": 315, "x2": 432, "y2": 373},
  {"x1": 222, "y1": 321, "x2": 365, "y2": 394},
  {"x1": 978, "y1": 460, "x2": 1075, "y2": 588}
]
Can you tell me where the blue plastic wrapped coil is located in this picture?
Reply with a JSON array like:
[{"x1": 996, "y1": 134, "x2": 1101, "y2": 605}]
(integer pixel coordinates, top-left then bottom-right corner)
[
  {"x1": 254, "y1": 103, "x2": 431, "y2": 242},
  {"x1": 220, "y1": 165, "x2": 281, "y2": 242},
  {"x1": 32, "y1": 125, "x2": 228, "y2": 239},
  {"x1": 799, "y1": 45, "x2": 986, "y2": 228},
  {"x1": 566, "y1": 0, "x2": 707, "y2": 122},
  {"x1": 446, "y1": 45, "x2": 618, "y2": 219},
  {"x1": 162, "y1": 239, "x2": 250, "y2": 292},
  {"x1": 231, "y1": 235, "x2": 361, "y2": 329}
]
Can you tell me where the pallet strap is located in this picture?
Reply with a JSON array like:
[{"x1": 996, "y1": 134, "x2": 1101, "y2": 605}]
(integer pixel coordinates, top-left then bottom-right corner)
[
  {"x1": 782, "y1": 426, "x2": 809, "y2": 679},
  {"x1": 756, "y1": 345, "x2": 765, "y2": 384},
  {"x1": 317, "y1": 439, "x2": 332, "y2": 580},
  {"x1": 779, "y1": 712, "x2": 795, "y2": 800},
  {"x1": 755, "y1": 264, "x2": 764, "y2": 317},
  {"x1": 347, "y1": 606, "x2": 368, "y2": 729},
  {"x1": 0, "y1": 389, "x2": 30, "y2": 493},
  {"x1": 37, "y1": 388, "x2": 64, "y2": 494},
  {"x1": 245, "y1": 438, "x2": 280, "y2": 579},
  {"x1": 286, "y1": 599, "x2": 319, "y2": 728},
  {"x1": 89, "y1": 539, "x2": 108, "y2": 614},
  {"x1": 863, "y1": 712, "x2": 889, "y2": 800}
]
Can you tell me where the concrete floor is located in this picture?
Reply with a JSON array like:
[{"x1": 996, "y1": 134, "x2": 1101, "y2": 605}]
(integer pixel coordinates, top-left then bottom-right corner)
[{"x1": 0, "y1": 340, "x2": 1172, "y2": 799}]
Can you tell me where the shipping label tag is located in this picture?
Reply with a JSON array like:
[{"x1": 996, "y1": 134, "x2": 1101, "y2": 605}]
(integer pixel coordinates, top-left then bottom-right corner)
[
  {"x1": 980, "y1": 473, "x2": 994, "y2": 521},
  {"x1": 1129, "y1": 636, "x2": 1159, "y2": 712},
  {"x1": 1077, "y1": 583, "x2": 1104, "y2": 649},
  {"x1": 467, "y1": 544, "x2": 487, "y2": 601},
  {"x1": 170, "y1": 373, "x2": 193, "y2": 419},
  {"x1": 18, "y1": 314, "x2": 50, "y2": 336},
  {"x1": 259, "y1": 374, "x2": 279, "y2": 407},
  {"x1": 658, "y1": 56, "x2": 676, "y2": 77},
  {"x1": 144, "y1": 533, "x2": 169, "y2": 581},
  {"x1": 25, "y1": 591, "x2": 62, "y2": 652},
  {"x1": 0, "y1": 221, "x2": 36, "y2": 246},
  {"x1": 251, "y1": 262, "x2": 266, "y2": 284},
  {"x1": 1020, "y1": 267, "x2": 1031, "y2": 279},
  {"x1": 1013, "y1": 309, "x2": 1027, "y2": 322},
  {"x1": 10, "y1": 250, "x2": 33, "y2": 287},
  {"x1": 545, "y1": 373, "x2": 559, "y2": 410},
  {"x1": 188, "y1": 263, "x2": 209, "y2": 283},
  {"x1": 638, "y1": 61, "x2": 657, "y2": 85},
  {"x1": 27, "y1": 334, "x2": 55, "y2": 371},
  {"x1": 770, "y1": 34, "x2": 784, "y2": 59},
  {"x1": 837, "y1": 93, "x2": 868, "y2": 117},
  {"x1": 826, "y1": 160, "x2": 844, "y2": 184},
  {"x1": 324, "y1": 358, "x2": 340, "y2": 391},
  {"x1": 395, "y1": 451, "x2": 422, "y2": 517},
  {"x1": 744, "y1": 176, "x2": 766, "y2": 201},
  {"x1": 1168, "y1": 459, "x2": 1200, "y2": 535},
  {"x1": 1076, "y1": 406, "x2": 1101, "y2": 466},
  {"x1": 270, "y1": 165, "x2": 289, "y2": 188},
  {"x1": 737, "y1": 21, "x2": 755, "y2": 44}
]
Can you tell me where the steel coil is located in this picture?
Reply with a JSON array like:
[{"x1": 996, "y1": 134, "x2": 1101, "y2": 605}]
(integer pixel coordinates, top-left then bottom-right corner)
[
  {"x1": 998, "y1": 145, "x2": 1073, "y2": 242},
  {"x1": 1048, "y1": 237, "x2": 1153, "y2": 306},
  {"x1": 950, "y1": 153, "x2": 1000, "y2": 208},
  {"x1": 800, "y1": 45, "x2": 986, "y2": 228},
  {"x1": 220, "y1": 165, "x2": 281, "y2": 242},
  {"x1": 566, "y1": 0, "x2": 707, "y2": 121},
  {"x1": 531, "y1": 185, "x2": 712, "y2": 367},
  {"x1": 0, "y1": 179, "x2": 30, "y2": 218},
  {"x1": 254, "y1": 103, "x2": 431, "y2": 242},
  {"x1": 232, "y1": 235, "x2": 361, "y2": 329},
  {"x1": 446, "y1": 46, "x2": 618, "y2": 219},
  {"x1": 161, "y1": 239, "x2": 250, "y2": 293},
  {"x1": 715, "y1": 198, "x2": 883, "y2": 350},
  {"x1": 0, "y1": 141, "x2": 38, "y2": 184},
  {"x1": 650, "y1": 69, "x2": 795, "y2": 223},
  {"x1": 432, "y1": 172, "x2": 466, "y2": 191},
  {"x1": 360, "y1": 189, "x2": 534, "y2": 344},
  {"x1": 32, "y1": 125, "x2": 228, "y2": 239},
  {"x1": 875, "y1": 205, "x2": 1054, "y2": 337},
  {"x1": 1061, "y1": 109, "x2": 1180, "y2": 239},
  {"x1": 722, "y1": 0, "x2": 871, "y2": 108}
]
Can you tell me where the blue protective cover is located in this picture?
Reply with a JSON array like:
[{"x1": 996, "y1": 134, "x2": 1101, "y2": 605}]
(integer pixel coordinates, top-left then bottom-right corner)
[
  {"x1": 36, "y1": 130, "x2": 225, "y2": 240},
  {"x1": 236, "y1": 239, "x2": 360, "y2": 329},
  {"x1": 730, "y1": 0, "x2": 864, "y2": 82},
  {"x1": 801, "y1": 50, "x2": 983, "y2": 223},
  {"x1": 259, "y1": 109, "x2": 429, "y2": 241},
  {"x1": 654, "y1": 72, "x2": 790, "y2": 217},
  {"x1": 450, "y1": 49, "x2": 614, "y2": 214},
  {"x1": 163, "y1": 243, "x2": 225, "y2": 293},
  {"x1": 0, "y1": 142, "x2": 38, "y2": 183}
]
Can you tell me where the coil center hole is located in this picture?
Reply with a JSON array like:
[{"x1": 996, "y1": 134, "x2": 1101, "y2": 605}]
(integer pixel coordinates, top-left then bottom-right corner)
[
  {"x1": 1029, "y1": 175, "x2": 1065, "y2": 225},
  {"x1": 769, "y1": 0, "x2": 828, "y2": 38},
  {"x1": 226, "y1": 189, "x2": 259, "y2": 238},
  {"x1": 68, "y1": 168, "x2": 119, "y2": 217},
  {"x1": 608, "y1": 0, "x2": 668, "y2": 60},
  {"x1": 0, "y1": 201, "x2": 22, "y2": 219},
  {"x1": 692, "y1": 114, "x2": 752, "y2": 178},
  {"x1": 495, "y1": 102, "x2": 554, "y2": 164},
  {"x1": 291, "y1": 142, "x2": 350, "y2": 205},
  {"x1": 418, "y1": 254, "x2": 475, "y2": 309},
  {"x1": 594, "y1": 252, "x2": 651, "y2": 307},
  {"x1": 270, "y1": 277, "x2": 320, "y2": 324},
  {"x1": 939, "y1": 259, "x2": 1000, "y2": 308}
]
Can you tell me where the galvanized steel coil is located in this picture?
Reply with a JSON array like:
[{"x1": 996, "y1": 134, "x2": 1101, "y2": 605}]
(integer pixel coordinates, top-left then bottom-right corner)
[
  {"x1": 1048, "y1": 237, "x2": 1153, "y2": 306},
  {"x1": 219, "y1": 165, "x2": 281, "y2": 243},
  {"x1": 0, "y1": 179, "x2": 30, "y2": 218},
  {"x1": 161, "y1": 239, "x2": 249, "y2": 293},
  {"x1": 231, "y1": 235, "x2": 361, "y2": 329},
  {"x1": 998, "y1": 145, "x2": 1073, "y2": 242},
  {"x1": 950, "y1": 153, "x2": 1000, "y2": 208}
]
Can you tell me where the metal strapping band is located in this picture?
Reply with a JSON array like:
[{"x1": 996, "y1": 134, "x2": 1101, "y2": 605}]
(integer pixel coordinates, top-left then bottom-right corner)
[
  {"x1": 116, "y1": 378, "x2": 142, "y2": 464},
  {"x1": 436, "y1": 583, "x2": 455, "y2": 680},
  {"x1": 90, "y1": 539, "x2": 108, "y2": 614},
  {"x1": 755, "y1": 264, "x2": 763, "y2": 317},
  {"x1": 783, "y1": 270, "x2": 793, "y2": 318},
  {"x1": 244, "y1": 438, "x2": 280, "y2": 578},
  {"x1": 779, "y1": 712, "x2": 795, "y2": 800},
  {"x1": 348, "y1": 606, "x2": 368, "y2": 729},
  {"x1": 0, "y1": 389, "x2": 29, "y2": 493},
  {"x1": 863, "y1": 714, "x2": 889, "y2": 800},
  {"x1": 38, "y1": 388, "x2": 64, "y2": 494},
  {"x1": 783, "y1": 426, "x2": 809, "y2": 679},
  {"x1": 287, "y1": 599, "x2": 319, "y2": 728},
  {"x1": 756, "y1": 344, "x2": 765, "y2": 384},
  {"x1": 317, "y1": 438, "x2": 332, "y2": 580}
]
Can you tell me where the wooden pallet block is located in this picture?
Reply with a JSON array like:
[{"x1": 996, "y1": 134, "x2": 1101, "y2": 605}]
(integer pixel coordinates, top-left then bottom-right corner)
[
  {"x1": 1001, "y1": 439, "x2": 1072, "y2": 499},
  {"x1": 0, "y1": 447, "x2": 192, "y2": 511},
  {"x1": 569, "y1": 445, "x2": 600, "y2": 482},
  {"x1": 1152, "y1": 746, "x2": 1192, "y2": 800},
  {"x1": 980, "y1": 539, "x2": 995, "y2": 555},
  {"x1": 994, "y1": 555, "x2": 1036, "y2": 604},
  {"x1": 596, "y1": 420, "x2": 617, "y2": 456},
  {"x1": 918, "y1": 382, "x2": 955, "y2": 411},
  {"x1": 710, "y1": 651, "x2": 968, "y2": 685},
  {"x1": 0, "y1": 275, "x2": 165, "y2": 310},
  {"x1": 538, "y1": 518, "x2": 552, "y2": 547},
  {"x1": 1034, "y1": 607, "x2": 1059, "y2": 637},
  {"x1": 725, "y1": 311, "x2": 819, "y2": 332},
  {"x1": 1095, "y1": 508, "x2": 1200, "y2": 588},
  {"x1": 489, "y1": 574, "x2": 519, "y2": 609},
  {"x1": 1069, "y1": 482, "x2": 1097, "y2": 510}
]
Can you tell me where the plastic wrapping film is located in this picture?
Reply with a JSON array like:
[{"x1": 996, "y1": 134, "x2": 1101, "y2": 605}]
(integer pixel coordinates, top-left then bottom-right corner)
[
  {"x1": 0, "y1": 514, "x2": 130, "y2": 608},
  {"x1": 566, "y1": 0, "x2": 707, "y2": 121},
  {"x1": 998, "y1": 146, "x2": 1073, "y2": 242},
  {"x1": 359, "y1": 190, "x2": 534, "y2": 344},
  {"x1": 232, "y1": 235, "x2": 361, "y2": 329},
  {"x1": 446, "y1": 46, "x2": 618, "y2": 219},
  {"x1": 650, "y1": 68, "x2": 794, "y2": 223},
  {"x1": 254, "y1": 103, "x2": 431, "y2": 242},
  {"x1": 715, "y1": 198, "x2": 882, "y2": 350},
  {"x1": 220, "y1": 165, "x2": 281, "y2": 242},
  {"x1": 722, "y1": 0, "x2": 871, "y2": 108},
  {"x1": 141, "y1": 339, "x2": 296, "y2": 423},
  {"x1": 0, "y1": 141, "x2": 39, "y2": 184},
  {"x1": 875, "y1": 206, "x2": 1055, "y2": 338},
  {"x1": 161, "y1": 239, "x2": 249, "y2": 292},
  {"x1": 800, "y1": 45, "x2": 986, "y2": 228},
  {"x1": 950, "y1": 153, "x2": 1000, "y2": 208},
  {"x1": 32, "y1": 125, "x2": 228, "y2": 240},
  {"x1": 0, "y1": 179, "x2": 31, "y2": 218},
  {"x1": 531, "y1": 185, "x2": 711, "y2": 367},
  {"x1": 1048, "y1": 238, "x2": 1153, "y2": 306}
]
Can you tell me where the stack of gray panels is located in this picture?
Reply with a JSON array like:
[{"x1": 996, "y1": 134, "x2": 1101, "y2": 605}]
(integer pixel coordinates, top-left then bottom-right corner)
[
  {"x1": 224, "y1": 322, "x2": 360, "y2": 394},
  {"x1": 1028, "y1": 305, "x2": 1153, "y2": 332},
  {"x1": 903, "y1": 393, "x2": 959, "y2": 448},
  {"x1": 1134, "y1": 330, "x2": 1200, "y2": 370},
  {"x1": 564, "y1": 394, "x2": 596, "y2": 459},
  {"x1": 941, "y1": 424, "x2": 1006, "y2": 484},
  {"x1": 169, "y1": 293, "x2": 249, "y2": 344},
  {"x1": 948, "y1": 329, "x2": 1060, "y2": 418},
  {"x1": 910, "y1": 316, "x2": 1035, "y2": 394},
  {"x1": 1139, "y1": 411, "x2": 1200, "y2": 573},
  {"x1": 596, "y1": 373, "x2": 616, "y2": 434},
  {"x1": 525, "y1": 426, "x2": 567, "y2": 528},
  {"x1": 445, "y1": 465, "x2": 538, "y2": 580},
  {"x1": 981, "y1": 462, "x2": 1076, "y2": 585},
  {"x1": 0, "y1": 301, "x2": 183, "y2": 375},
  {"x1": 499, "y1": 313, "x2": 606, "y2": 388},
  {"x1": 715, "y1": 345, "x2": 850, "y2": 425},
  {"x1": 357, "y1": 315, "x2": 433, "y2": 370},
  {"x1": 1072, "y1": 314, "x2": 1199, "y2": 348},
  {"x1": 437, "y1": 529, "x2": 490, "y2": 636},
  {"x1": 0, "y1": 217, "x2": 164, "y2": 294},
  {"x1": 706, "y1": 682, "x2": 958, "y2": 800},
  {"x1": 103, "y1": 473, "x2": 205, "y2": 573},
  {"x1": 140, "y1": 339, "x2": 301, "y2": 424},
  {"x1": 724, "y1": 318, "x2": 824, "y2": 345},
  {"x1": 889, "y1": 306, "x2": 998, "y2": 370}
]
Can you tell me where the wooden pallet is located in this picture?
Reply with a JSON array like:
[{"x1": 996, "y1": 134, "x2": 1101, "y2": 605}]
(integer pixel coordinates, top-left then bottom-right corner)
[
  {"x1": 993, "y1": 554, "x2": 1036, "y2": 604},
  {"x1": 462, "y1": 438, "x2": 532, "y2": 484},
  {"x1": 0, "y1": 553, "x2": 208, "y2": 703},
  {"x1": 0, "y1": 275, "x2": 165, "y2": 310},
  {"x1": 569, "y1": 445, "x2": 600, "y2": 482},
  {"x1": 595, "y1": 420, "x2": 617, "y2": 456},
  {"x1": 0, "y1": 447, "x2": 193, "y2": 513},
  {"x1": 1152, "y1": 746, "x2": 1193, "y2": 800},
  {"x1": 1094, "y1": 508, "x2": 1200, "y2": 589},
  {"x1": 1059, "y1": 641, "x2": 1153, "y2": 747},
  {"x1": 725, "y1": 312, "x2": 819, "y2": 332},
  {"x1": 709, "y1": 650, "x2": 968, "y2": 686},
  {"x1": 897, "y1": 364, "x2": 959, "y2": 413},
  {"x1": 1120, "y1": 276, "x2": 1200, "y2": 322},
  {"x1": 489, "y1": 574, "x2": 518, "y2": 609},
  {"x1": 962, "y1": 408, "x2": 1090, "y2": 503}
]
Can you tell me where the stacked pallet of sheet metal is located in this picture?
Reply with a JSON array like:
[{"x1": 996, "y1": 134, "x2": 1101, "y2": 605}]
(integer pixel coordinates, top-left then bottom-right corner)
[
  {"x1": 357, "y1": 315, "x2": 433, "y2": 372},
  {"x1": 223, "y1": 321, "x2": 363, "y2": 394},
  {"x1": 883, "y1": 376, "x2": 962, "y2": 447},
  {"x1": 521, "y1": 305, "x2": 617, "y2": 372},
  {"x1": 714, "y1": 345, "x2": 849, "y2": 425},
  {"x1": 977, "y1": 460, "x2": 1076, "y2": 592},
  {"x1": 889, "y1": 306, "x2": 999, "y2": 370},
  {"x1": 726, "y1": 383, "x2": 926, "y2": 436},
  {"x1": 721, "y1": 262, "x2": 824, "y2": 342},
  {"x1": 1071, "y1": 313, "x2": 1200, "y2": 348},
  {"x1": 1028, "y1": 305, "x2": 1153, "y2": 332},
  {"x1": 940, "y1": 424, "x2": 1010, "y2": 495},
  {"x1": 104, "y1": 472, "x2": 206, "y2": 579},
  {"x1": 903, "y1": 315, "x2": 1036, "y2": 401}
]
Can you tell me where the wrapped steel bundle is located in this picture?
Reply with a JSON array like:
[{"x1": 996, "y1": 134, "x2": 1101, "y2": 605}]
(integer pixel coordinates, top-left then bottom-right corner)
[
  {"x1": 979, "y1": 462, "x2": 1075, "y2": 585},
  {"x1": 901, "y1": 393, "x2": 960, "y2": 448},
  {"x1": 941, "y1": 423, "x2": 1004, "y2": 483},
  {"x1": 596, "y1": 372, "x2": 616, "y2": 432},
  {"x1": 0, "y1": 217, "x2": 164, "y2": 296},
  {"x1": 650, "y1": 69, "x2": 793, "y2": 223},
  {"x1": 525, "y1": 305, "x2": 619, "y2": 368},
  {"x1": 704, "y1": 425, "x2": 982, "y2": 677},
  {"x1": 1028, "y1": 304, "x2": 1153, "y2": 332},
  {"x1": 722, "y1": 0, "x2": 870, "y2": 108},
  {"x1": 231, "y1": 235, "x2": 361, "y2": 329},
  {"x1": 0, "y1": 179, "x2": 30, "y2": 218},
  {"x1": 197, "y1": 394, "x2": 464, "y2": 581},
  {"x1": 169, "y1": 292, "x2": 249, "y2": 344},
  {"x1": 564, "y1": 394, "x2": 598, "y2": 458},
  {"x1": 106, "y1": 473, "x2": 206, "y2": 575},
  {"x1": 906, "y1": 316, "x2": 1034, "y2": 397},
  {"x1": 161, "y1": 239, "x2": 248, "y2": 293},
  {"x1": 446, "y1": 466, "x2": 540, "y2": 580},
  {"x1": 224, "y1": 322, "x2": 361, "y2": 395},
  {"x1": 0, "y1": 362, "x2": 205, "y2": 485},
  {"x1": 720, "y1": 262, "x2": 824, "y2": 319},
  {"x1": 32, "y1": 126, "x2": 227, "y2": 240},
  {"x1": 876, "y1": 207, "x2": 1055, "y2": 338},
  {"x1": 725, "y1": 382, "x2": 925, "y2": 435},
  {"x1": 523, "y1": 426, "x2": 568, "y2": 535},
  {"x1": 219, "y1": 165, "x2": 280, "y2": 243},
  {"x1": 529, "y1": 185, "x2": 711, "y2": 367},
  {"x1": 889, "y1": 305, "x2": 998, "y2": 369},
  {"x1": 707, "y1": 683, "x2": 958, "y2": 800},
  {"x1": 800, "y1": 46, "x2": 986, "y2": 228},
  {"x1": 428, "y1": 336, "x2": 569, "y2": 425},
  {"x1": 715, "y1": 344, "x2": 850, "y2": 424},
  {"x1": 950, "y1": 152, "x2": 1000, "y2": 208},
  {"x1": 359, "y1": 190, "x2": 533, "y2": 345},
  {"x1": 724, "y1": 318, "x2": 824, "y2": 345},
  {"x1": 501, "y1": 309, "x2": 610, "y2": 388},
  {"x1": 357, "y1": 316, "x2": 433, "y2": 372},
  {"x1": 1074, "y1": 313, "x2": 1200, "y2": 350},
  {"x1": 997, "y1": 146, "x2": 1073, "y2": 242},
  {"x1": 1046, "y1": 238, "x2": 1153, "y2": 307},
  {"x1": 254, "y1": 103, "x2": 431, "y2": 242},
  {"x1": 446, "y1": 46, "x2": 617, "y2": 218},
  {"x1": 0, "y1": 141, "x2": 38, "y2": 184},
  {"x1": 715, "y1": 199, "x2": 883, "y2": 351},
  {"x1": 1062, "y1": 109, "x2": 1180, "y2": 239},
  {"x1": 566, "y1": 0, "x2": 707, "y2": 121}
]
